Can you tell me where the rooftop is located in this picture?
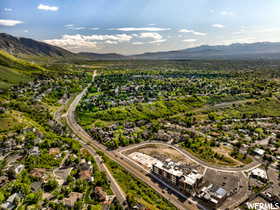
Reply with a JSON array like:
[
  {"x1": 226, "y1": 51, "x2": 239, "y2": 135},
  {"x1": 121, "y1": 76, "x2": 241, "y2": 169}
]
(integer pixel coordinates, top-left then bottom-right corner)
[
  {"x1": 254, "y1": 148, "x2": 265, "y2": 156},
  {"x1": 129, "y1": 152, "x2": 162, "y2": 169},
  {"x1": 251, "y1": 168, "x2": 268, "y2": 180},
  {"x1": 153, "y1": 157, "x2": 203, "y2": 186}
]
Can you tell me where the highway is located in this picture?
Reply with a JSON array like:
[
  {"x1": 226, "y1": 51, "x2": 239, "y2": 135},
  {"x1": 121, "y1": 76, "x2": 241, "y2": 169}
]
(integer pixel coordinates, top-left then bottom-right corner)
[{"x1": 65, "y1": 71, "x2": 127, "y2": 208}]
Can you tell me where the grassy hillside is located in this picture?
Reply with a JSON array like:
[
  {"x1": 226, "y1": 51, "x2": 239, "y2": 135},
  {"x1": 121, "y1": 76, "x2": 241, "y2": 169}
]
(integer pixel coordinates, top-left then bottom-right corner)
[{"x1": 0, "y1": 50, "x2": 46, "y2": 90}]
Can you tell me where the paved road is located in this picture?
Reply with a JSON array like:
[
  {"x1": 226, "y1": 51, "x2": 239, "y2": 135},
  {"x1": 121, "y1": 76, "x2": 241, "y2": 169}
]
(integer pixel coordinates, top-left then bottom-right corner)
[
  {"x1": 65, "y1": 72, "x2": 127, "y2": 208},
  {"x1": 64, "y1": 72, "x2": 193, "y2": 210},
  {"x1": 119, "y1": 141, "x2": 261, "y2": 173}
]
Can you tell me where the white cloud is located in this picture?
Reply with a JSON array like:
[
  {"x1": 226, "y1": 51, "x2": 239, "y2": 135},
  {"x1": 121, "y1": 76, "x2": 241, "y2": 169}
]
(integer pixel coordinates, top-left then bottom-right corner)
[
  {"x1": 64, "y1": 24, "x2": 74, "y2": 28},
  {"x1": 37, "y1": 4, "x2": 59, "y2": 11},
  {"x1": 192, "y1": 31, "x2": 207, "y2": 36},
  {"x1": 113, "y1": 27, "x2": 170, "y2": 32},
  {"x1": 139, "y1": 32, "x2": 162, "y2": 40},
  {"x1": 137, "y1": 32, "x2": 166, "y2": 44},
  {"x1": 0, "y1": 19, "x2": 23, "y2": 26},
  {"x1": 212, "y1": 24, "x2": 225, "y2": 28},
  {"x1": 72, "y1": 27, "x2": 86, "y2": 30},
  {"x1": 149, "y1": 39, "x2": 166, "y2": 44},
  {"x1": 64, "y1": 24, "x2": 99, "y2": 31},
  {"x1": 24, "y1": 30, "x2": 29, "y2": 33},
  {"x1": 83, "y1": 34, "x2": 132, "y2": 42},
  {"x1": 220, "y1": 11, "x2": 234, "y2": 16},
  {"x1": 132, "y1": 42, "x2": 144, "y2": 45},
  {"x1": 183, "y1": 39, "x2": 197, "y2": 42},
  {"x1": 105, "y1": 40, "x2": 118, "y2": 45},
  {"x1": 44, "y1": 33, "x2": 133, "y2": 52},
  {"x1": 178, "y1": 29, "x2": 207, "y2": 36},
  {"x1": 178, "y1": 29, "x2": 192, "y2": 33},
  {"x1": 44, "y1": 35, "x2": 97, "y2": 52},
  {"x1": 4, "y1": 8, "x2": 13, "y2": 12},
  {"x1": 148, "y1": 24, "x2": 156, "y2": 26}
]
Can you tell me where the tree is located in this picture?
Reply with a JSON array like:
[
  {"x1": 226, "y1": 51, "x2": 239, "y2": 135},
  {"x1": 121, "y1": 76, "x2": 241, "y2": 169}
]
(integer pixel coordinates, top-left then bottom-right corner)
[
  {"x1": 24, "y1": 192, "x2": 42, "y2": 205},
  {"x1": 0, "y1": 191, "x2": 5, "y2": 203},
  {"x1": 43, "y1": 179, "x2": 58, "y2": 192}
]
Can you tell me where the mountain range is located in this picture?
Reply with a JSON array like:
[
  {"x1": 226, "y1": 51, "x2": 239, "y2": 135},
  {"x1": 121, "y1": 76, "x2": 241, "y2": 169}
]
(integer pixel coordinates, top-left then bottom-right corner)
[
  {"x1": 0, "y1": 33, "x2": 73, "y2": 57},
  {"x1": 1, "y1": 33, "x2": 280, "y2": 60}
]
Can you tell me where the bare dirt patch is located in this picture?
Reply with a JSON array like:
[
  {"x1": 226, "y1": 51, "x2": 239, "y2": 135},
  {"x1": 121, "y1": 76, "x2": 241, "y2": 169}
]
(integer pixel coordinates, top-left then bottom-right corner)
[
  {"x1": 212, "y1": 146, "x2": 244, "y2": 166},
  {"x1": 125, "y1": 144, "x2": 205, "y2": 173}
]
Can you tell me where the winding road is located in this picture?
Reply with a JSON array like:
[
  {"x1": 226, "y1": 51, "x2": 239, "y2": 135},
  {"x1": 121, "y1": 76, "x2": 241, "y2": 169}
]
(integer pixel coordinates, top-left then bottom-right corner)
[
  {"x1": 64, "y1": 72, "x2": 263, "y2": 210},
  {"x1": 65, "y1": 71, "x2": 127, "y2": 208},
  {"x1": 64, "y1": 72, "x2": 193, "y2": 210},
  {"x1": 118, "y1": 141, "x2": 261, "y2": 173}
]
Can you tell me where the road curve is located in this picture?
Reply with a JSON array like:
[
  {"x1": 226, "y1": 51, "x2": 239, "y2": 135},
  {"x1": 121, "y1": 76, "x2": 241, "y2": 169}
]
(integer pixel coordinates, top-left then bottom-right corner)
[
  {"x1": 64, "y1": 72, "x2": 191, "y2": 210},
  {"x1": 118, "y1": 141, "x2": 261, "y2": 173},
  {"x1": 65, "y1": 72, "x2": 127, "y2": 207}
]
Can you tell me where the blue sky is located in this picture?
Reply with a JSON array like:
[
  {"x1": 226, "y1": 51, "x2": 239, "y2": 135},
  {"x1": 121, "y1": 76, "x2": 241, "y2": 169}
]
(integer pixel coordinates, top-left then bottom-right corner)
[{"x1": 1, "y1": 0, "x2": 280, "y2": 54}]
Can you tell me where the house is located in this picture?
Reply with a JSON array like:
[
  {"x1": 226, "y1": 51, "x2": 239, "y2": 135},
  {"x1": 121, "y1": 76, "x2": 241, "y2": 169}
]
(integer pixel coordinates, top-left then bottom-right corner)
[
  {"x1": 250, "y1": 168, "x2": 268, "y2": 182},
  {"x1": 30, "y1": 146, "x2": 40, "y2": 156},
  {"x1": 9, "y1": 164, "x2": 24, "y2": 178},
  {"x1": 31, "y1": 181, "x2": 42, "y2": 192},
  {"x1": 95, "y1": 187, "x2": 108, "y2": 202},
  {"x1": 30, "y1": 168, "x2": 46, "y2": 179},
  {"x1": 33, "y1": 138, "x2": 42, "y2": 145},
  {"x1": 79, "y1": 159, "x2": 92, "y2": 171},
  {"x1": 54, "y1": 167, "x2": 72, "y2": 185},
  {"x1": 254, "y1": 148, "x2": 265, "y2": 156},
  {"x1": 197, "y1": 184, "x2": 228, "y2": 207},
  {"x1": 79, "y1": 170, "x2": 94, "y2": 182},
  {"x1": 49, "y1": 148, "x2": 61, "y2": 157},
  {"x1": 63, "y1": 192, "x2": 83, "y2": 207},
  {"x1": 0, "y1": 193, "x2": 22, "y2": 210}
]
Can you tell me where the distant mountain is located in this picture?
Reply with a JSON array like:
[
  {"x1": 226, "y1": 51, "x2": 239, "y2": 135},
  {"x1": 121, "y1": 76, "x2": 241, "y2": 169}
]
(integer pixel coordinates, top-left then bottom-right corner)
[
  {"x1": 132, "y1": 42, "x2": 280, "y2": 60},
  {"x1": 2, "y1": 33, "x2": 280, "y2": 60},
  {"x1": 0, "y1": 33, "x2": 74, "y2": 57},
  {"x1": 78, "y1": 52, "x2": 126, "y2": 60}
]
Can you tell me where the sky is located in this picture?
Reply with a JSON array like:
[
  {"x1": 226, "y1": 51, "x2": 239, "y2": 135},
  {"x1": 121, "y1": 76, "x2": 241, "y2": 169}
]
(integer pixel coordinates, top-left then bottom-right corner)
[{"x1": 1, "y1": 0, "x2": 280, "y2": 55}]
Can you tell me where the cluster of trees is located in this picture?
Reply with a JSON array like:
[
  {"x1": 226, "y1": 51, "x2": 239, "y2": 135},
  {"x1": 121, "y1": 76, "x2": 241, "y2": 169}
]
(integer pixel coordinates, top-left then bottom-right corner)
[
  {"x1": 181, "y1": 135, "x2": 235, "y2": 165},
  {"x1": 98, "y1": 151, "x2": 177, "y2": 210}
]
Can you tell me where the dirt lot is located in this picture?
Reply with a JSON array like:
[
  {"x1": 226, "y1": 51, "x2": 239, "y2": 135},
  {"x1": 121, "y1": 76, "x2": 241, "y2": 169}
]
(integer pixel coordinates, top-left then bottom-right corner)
[
  {"x1": 212, "y1": 146, "x2": 244, "y2": 166},
  {"x1": 125, "y1": 144, "x2": 206, "y2": 173}
]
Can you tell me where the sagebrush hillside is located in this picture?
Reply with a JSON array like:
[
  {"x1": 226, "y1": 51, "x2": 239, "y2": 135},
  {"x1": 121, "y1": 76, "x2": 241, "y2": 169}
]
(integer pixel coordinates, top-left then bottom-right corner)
[
  {"x1": 0, "y1": 33, "x2": 73, "y2": 57},
  {"x1": 0, "y1": 50, "x2": 46, "y2": 90}
]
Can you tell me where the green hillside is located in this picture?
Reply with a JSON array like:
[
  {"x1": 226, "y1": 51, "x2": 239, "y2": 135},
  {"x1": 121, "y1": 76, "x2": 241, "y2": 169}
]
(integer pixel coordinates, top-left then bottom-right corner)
[{"x1": 0, "y1": 50, "x2": 46, "y2": 90}]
